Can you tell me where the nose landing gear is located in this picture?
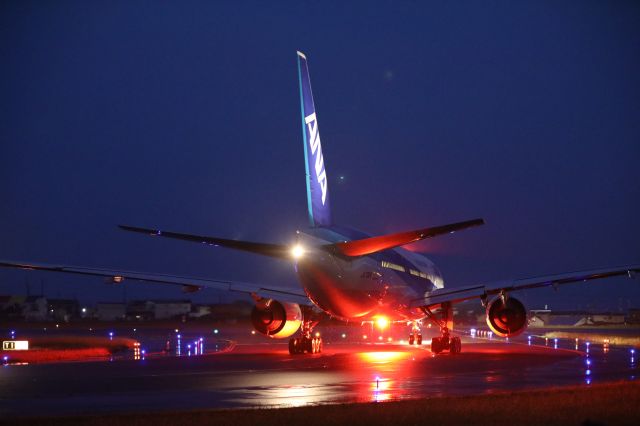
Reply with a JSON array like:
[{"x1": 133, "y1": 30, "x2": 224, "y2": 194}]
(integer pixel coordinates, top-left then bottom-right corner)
[{"x1": 408, "y1": 321, "x2": 423, "y2": 345}]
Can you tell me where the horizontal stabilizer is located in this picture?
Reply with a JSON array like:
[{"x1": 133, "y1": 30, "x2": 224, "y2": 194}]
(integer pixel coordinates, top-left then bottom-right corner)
[
  {"x1": 326, "y1": 218, "x2": 485, "y2": 257},
  {"x1": 119, "y1": 225, "x2": 291, "y2": 259}
]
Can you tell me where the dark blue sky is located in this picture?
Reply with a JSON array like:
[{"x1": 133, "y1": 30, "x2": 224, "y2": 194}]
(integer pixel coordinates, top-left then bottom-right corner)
[{"x1": 1, "y1": 1, "x2": 639, "y2": 310}]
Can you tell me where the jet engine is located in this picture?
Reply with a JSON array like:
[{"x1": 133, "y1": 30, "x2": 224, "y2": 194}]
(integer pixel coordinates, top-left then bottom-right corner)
[
  {"x1": 251, "y1": 299, "x2": 302, "y2": 338},
  {"x1": 485, "y1": 296, "x2": 527, "y2": 337}
]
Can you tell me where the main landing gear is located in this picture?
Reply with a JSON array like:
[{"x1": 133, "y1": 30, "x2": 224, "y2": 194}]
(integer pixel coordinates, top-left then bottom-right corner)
[
  {"x1": 289, "y1": 317, "x2": 322, "y2": 355},
  {"x1": 422, "y1": 303, "x2": 462, "y2": 355},
  {"x1": 430, "y1": 327, "x2": 461, "y2": 354}
]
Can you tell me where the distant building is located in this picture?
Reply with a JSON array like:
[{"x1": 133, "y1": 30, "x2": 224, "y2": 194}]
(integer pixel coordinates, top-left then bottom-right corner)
[
  {"x1": 627, "y1": 308, "x2": 640, "y2": 324},
  {"x1": 530, "y1": 310, "x2": 585, "y2": 327},
  {"x1": 528, "y1": 310, "x2": 549, "y2": 328},
  {"x1": 48, "y1": 298, "x2": 80, "y2": 322},
  {"x1": 575, "y1": 313, "x2": 626, "y2": 326},
  {"x1": 22, "y1": 296, "x2": 48, "y2": 321},
  {"x1": 189, "y1": 304, "x2": 212, "y2": 319},
  {"x1": 208, "y1": 301, "x2": 252, "y2": 321},
  {"x1": 127, "y1": 300, "x2": 155, "y2": 321},
  {"x1": 530, "y1": 309, "x2": 629, "y2": 327},
  {"x1": 96, "y1": 302, "x2": 126, "y2": 321},
  {"x1": 153, "y1": 300, "x2": 191, "y2": 320},
  {"x1": 0, "y1": 295, "x2": 24, "y2": 319}
]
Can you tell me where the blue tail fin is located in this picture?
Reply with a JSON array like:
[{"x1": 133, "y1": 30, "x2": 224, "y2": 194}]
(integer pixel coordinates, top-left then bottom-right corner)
[{"x1": 297, "y1": 51, "x2": 332, "y2": 227}]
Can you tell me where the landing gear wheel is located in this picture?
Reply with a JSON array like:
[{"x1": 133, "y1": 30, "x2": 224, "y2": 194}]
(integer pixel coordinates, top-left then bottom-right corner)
[
  {"x1": 409, "y1": 320, "x2": 423, "y2": 346},
  {"x1": 289, "y1": 338, "x2": 299, "y2": 355},
  {"x1": 431, "y1": 337, "x2": 443, "y2": 354},
  {"x1": 289, "y1": 337, "x2": 322, "y2": 355},
  {"x1": 450, "y1": 336, "x2": 462, "y2": 354},
  {"x1": 289, "y1": 309, "x2": 322, "y2": 355}
]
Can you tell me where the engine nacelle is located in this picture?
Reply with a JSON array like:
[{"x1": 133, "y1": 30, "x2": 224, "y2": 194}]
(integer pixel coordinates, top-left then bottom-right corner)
[
  {"x1": 251, "y1": 299, "x2": 302, "y2": 339},
  {"x1": 485, "y1": 296, "x2": 527, "y2": 337}
]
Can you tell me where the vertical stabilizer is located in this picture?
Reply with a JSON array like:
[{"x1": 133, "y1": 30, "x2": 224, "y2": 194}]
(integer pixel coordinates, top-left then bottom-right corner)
[{"x1": 297, "y1": 51, "x2": 332, "y2": 227}]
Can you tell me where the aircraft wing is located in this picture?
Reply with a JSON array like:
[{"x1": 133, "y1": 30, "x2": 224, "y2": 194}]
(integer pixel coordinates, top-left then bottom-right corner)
[
  {"x1": 410, "y1": 264, "x2": 640, "y2": 308},
  {"x1": 0, "y1": 260, "x2": 312, "y2": 305}
]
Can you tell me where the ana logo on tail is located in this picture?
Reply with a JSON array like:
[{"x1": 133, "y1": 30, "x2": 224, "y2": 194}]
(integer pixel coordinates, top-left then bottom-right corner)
[{"x1": 305, "y1": 112, "x2": 328, "y2": 205}]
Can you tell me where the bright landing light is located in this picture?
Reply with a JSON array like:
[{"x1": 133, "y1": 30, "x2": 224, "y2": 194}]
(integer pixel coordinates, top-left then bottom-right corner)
[
  {"x1": 375, "y1": 316, "x2": 389, "y2": 330},
  {"x1": 291, "y1": 244, "x2": 305, "y2": 259}
]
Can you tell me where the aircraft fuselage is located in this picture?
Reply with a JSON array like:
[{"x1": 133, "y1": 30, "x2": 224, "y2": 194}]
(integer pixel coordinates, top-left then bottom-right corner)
[{"x1": 295, "y1": 226, "x2": 443, "y2": 322}]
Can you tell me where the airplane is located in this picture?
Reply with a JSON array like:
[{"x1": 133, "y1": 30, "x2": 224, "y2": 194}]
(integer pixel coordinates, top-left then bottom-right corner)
[{"x1": 1, "y1": 51, "x2": 638, "y2": 355}]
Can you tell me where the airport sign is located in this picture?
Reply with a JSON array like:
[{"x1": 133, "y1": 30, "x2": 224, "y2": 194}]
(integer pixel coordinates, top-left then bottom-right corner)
[{"x1": 2, "y1": 341, "x2": 29, "y2": 350}]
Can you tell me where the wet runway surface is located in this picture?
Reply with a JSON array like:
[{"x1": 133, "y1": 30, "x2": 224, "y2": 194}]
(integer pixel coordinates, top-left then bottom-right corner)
[{"x1": 1, "y1": 326, "x2": 637, "y2": 417}]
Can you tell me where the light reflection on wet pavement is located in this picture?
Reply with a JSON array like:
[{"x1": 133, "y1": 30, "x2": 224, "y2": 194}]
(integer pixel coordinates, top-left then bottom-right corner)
[{"x1": 0, "y1": 326, "x2": 637, "y2": 417}]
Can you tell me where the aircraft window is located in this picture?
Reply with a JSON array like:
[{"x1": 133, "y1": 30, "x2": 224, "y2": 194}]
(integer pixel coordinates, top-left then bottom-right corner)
[
  {"x1": 410, "y1": 269, "x2": 430, "y2": 279},
  {"x1": 361, "y1": 271, "x2": 383, "y2": 280},
  {"x1": 381, "y1": 261, "x2": 405, "y2": 272}
]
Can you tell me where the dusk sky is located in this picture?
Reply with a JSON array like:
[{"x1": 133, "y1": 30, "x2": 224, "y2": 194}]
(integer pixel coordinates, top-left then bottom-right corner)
[{"x1": 1, "y1": 1, "x2": 639, "y2": 311}]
